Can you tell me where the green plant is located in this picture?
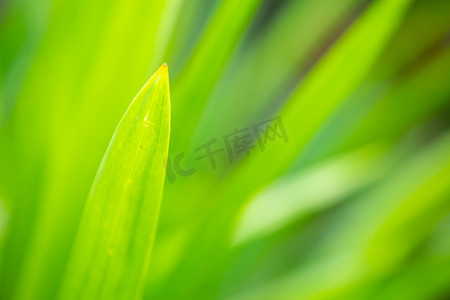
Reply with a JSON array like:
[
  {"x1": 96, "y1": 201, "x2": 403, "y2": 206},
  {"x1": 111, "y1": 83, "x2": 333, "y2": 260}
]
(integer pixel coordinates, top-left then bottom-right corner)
[{"x1": 0, "y1": 0, "x2": 449, "y2": 299}]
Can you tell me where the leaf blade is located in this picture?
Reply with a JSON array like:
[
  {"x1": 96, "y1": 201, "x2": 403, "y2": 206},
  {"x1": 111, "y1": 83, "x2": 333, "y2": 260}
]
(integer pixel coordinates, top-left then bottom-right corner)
[{"x1": 58, "y1": 64, "x2": 171, "y2": 300}]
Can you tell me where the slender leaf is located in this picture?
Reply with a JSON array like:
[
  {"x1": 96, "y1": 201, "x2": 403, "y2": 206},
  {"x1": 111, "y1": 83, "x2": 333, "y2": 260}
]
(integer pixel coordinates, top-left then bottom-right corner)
[
  {"x1": 170, "y1": 0, "x2": 263, "y2": 150},
  {"x1": 57, "y1": 64, "x2": 170, "y2": 300}
]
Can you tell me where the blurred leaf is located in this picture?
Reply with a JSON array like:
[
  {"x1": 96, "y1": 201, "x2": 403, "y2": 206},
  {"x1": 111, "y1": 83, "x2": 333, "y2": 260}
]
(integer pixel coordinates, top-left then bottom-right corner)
[
  {"x1": 226, "y1": 0, "x2": 413, "y2": 252},
  {"x1": 369, "y1": 214, "x2": 450, "y2": 299},
  {"x1": 293, "y1": 45, "x2": 450, "y2": 169},
  {"x1": 155, "y1": 0, "x2": 414, "y2": 297},
  {"x1": 170, "y1": 0, "x2": 264, "y2": 150},
  {"x1": 233, "y1": 143, "x2": 391, "y2": 244},
  {"x1": 56, "y1": 64, "x2": 170, "y2": 300},
  {"x1": 0, "y1": 0, "x2": 48, "y2": 123},
  {"x1": 194, "y1": 0, "x2": 361, "y2": 145},
  {"x1": 232, "y1": 130, "x2": 450, "y2": 300},
  {"x1": 159, "y1": 0, "x2": 220, "y2": 77},
  {"x1": 228, "y1": 0, "x2": 414, "y2": 193}
]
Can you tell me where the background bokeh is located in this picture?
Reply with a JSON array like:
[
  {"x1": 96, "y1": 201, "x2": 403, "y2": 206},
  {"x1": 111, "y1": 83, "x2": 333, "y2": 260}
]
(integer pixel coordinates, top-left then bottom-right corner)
[{"x1": 1, "y1": 0, "x2": 450, "y2": 299}]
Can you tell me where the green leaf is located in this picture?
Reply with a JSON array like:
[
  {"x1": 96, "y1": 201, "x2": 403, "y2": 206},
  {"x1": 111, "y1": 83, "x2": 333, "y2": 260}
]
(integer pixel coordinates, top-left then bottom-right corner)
[
  {"x1": 150, "y1": 1, "x2": 414, "y2": 297},
  {"x1": 170, "y1": 0, "x2": 264, "y2": 150},
  {"x1": 57, "y1": 64, "x2": 171, "y2": 300},
  {"x1": 3, "y1": 1, "x2": 174, "y2": 298},
  {"x1": 233, "y1": 143, "x2": 391, "y2": 244},
  {"x1": 229, "y1": 0, "x2": 414, "y2": 194},
  {"x1": 231, "y1": 131, "x2": 450, "y2": 300},
  {"x1": 194, "y1": 0, "x2": 360, "y2": 145}
]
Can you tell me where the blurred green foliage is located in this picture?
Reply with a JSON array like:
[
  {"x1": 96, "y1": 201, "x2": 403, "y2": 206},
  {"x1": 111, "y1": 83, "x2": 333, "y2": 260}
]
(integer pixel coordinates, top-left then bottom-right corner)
[{"x1": 0, "y1": 0, "x2": 449, "y2": 299}]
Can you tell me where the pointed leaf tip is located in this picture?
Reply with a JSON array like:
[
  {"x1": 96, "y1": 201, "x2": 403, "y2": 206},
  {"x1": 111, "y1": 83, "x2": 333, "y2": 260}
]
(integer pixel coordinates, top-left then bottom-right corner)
[
  {"x1": 158, "y1": 63, "x2": 168, "y2": 75},
  {"x1": 58, "y1": 65, "x2": 171, "y2": 300}
]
